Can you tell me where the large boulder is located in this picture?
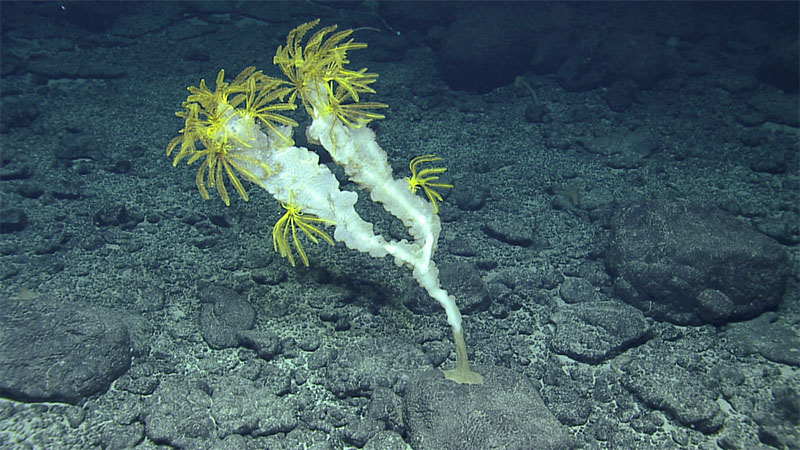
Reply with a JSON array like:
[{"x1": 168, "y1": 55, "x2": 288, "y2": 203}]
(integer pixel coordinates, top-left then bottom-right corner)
[
  {"x1": 606, "y1": 203, "x2": 789, "y2": 325},
  {"x1": 0, "y1": 295, "x2": 131, "y2": 404},
  {"x1": 404, "y1": 366, "x2": 573, "y2": 450},
  {"x1": 437, "y1": 6, "x2": 536, "y2": 93}
]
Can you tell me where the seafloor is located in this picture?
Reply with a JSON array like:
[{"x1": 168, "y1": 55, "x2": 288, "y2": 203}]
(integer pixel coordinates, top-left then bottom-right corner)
[{"x1": 0, "y1": 2, "x2": 798, "y2": 449}]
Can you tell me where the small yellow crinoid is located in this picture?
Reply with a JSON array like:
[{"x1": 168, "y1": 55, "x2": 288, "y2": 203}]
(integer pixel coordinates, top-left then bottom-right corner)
[
  {"x1": 405, "y1": 155, "x2": 454, "y2": 214},
  {"x1": 322, "y1": 81, "x2": 387, "y2": 128},
  {"x1": 272, "y1": 197, "x2": 335, "y2": 267},
  {"x1": 166, "y1": 67, "x2": 297, "y2": 206},
  {"x1": 273, "y1": 19, "x2": 387, "y2": 127}
]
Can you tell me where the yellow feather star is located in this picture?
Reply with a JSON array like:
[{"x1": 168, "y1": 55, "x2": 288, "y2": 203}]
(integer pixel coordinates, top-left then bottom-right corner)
[
  {"x1": 405, "y1": 155, "x2": 454, "y2": 214},
  {"x1": 272, "y1": 198, "x2": 335, "y2": 267}
]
